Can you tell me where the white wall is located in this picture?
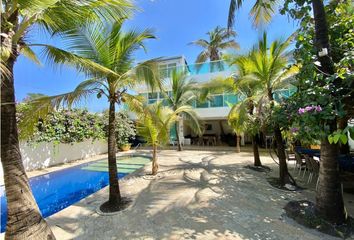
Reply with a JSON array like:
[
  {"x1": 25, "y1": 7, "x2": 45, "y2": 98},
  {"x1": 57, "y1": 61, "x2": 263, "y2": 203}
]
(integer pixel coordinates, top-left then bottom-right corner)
[
  {"x1": 0, "y1": 139, "x2": 107, "y2": 182},
  {"x1": 194, "y1": 107, "x2": 230, "y2": 120}
]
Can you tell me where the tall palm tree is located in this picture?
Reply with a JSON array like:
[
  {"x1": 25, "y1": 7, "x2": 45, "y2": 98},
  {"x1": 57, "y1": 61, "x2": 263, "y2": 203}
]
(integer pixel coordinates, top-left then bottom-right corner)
[
  {"x1": 202, "y1": 61, "x2": 262, "y2": 165},
  {"x1": 239, "y1": 33, "x2": 299, "y2": 185},
  {"x1": 311, "y1": 0, "x2": 346, "y2": 224},
  {"x1": 190, "y1": 26, "x2": 239, "y2": 71},
  {"x1": 162, "y1": 70, "x2": 203, "y2": 151},
  {"x1": 26, "y1": 21, "x2": 160, "y2": 212},
  {"x1": 228, "y1": 55, "x2": 263, "y2": 165},
  {"x1": 136, "y1": 102, "x2": 176, "y2": 175},
  {"x1": 227, "y1": 0, "x2": 347, "y2": 224},
  {"x1": 0, "y1": 1, "x2": 131, "y2": 239}
]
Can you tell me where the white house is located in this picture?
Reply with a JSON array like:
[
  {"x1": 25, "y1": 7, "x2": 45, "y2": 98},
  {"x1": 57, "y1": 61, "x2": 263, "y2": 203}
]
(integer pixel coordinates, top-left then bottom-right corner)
[
  {"x1": 132, "y1": 56, "x2": 295, "y2": 146},
  {"x1": 131, "y1": 56, "x2": 243, "y2": 146}
]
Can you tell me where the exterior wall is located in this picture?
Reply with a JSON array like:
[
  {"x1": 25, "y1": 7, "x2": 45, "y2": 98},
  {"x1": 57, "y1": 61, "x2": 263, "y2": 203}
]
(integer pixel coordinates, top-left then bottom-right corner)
[
  {"x1": 194, "y1": 107, "x2": 230, "y2": 120},
  {"x1": 0, "y1": 139, "x2": 107, "y2": 181}
]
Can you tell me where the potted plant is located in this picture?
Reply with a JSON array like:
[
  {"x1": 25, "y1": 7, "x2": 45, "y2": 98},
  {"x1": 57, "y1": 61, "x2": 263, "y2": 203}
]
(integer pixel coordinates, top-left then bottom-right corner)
[
  {"x1": 119, "y1": 141, "x2": 131, "y2": 151},
  {"x1": 114, "y1": 112, "x2": 136, "y2": 152}
]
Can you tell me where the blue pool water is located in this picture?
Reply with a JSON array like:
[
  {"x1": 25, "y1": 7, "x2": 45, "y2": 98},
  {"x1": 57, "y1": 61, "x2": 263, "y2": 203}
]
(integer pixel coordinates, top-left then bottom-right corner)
[{"x1": 0, "y1": 159, "x2": 127, "y2": 232}]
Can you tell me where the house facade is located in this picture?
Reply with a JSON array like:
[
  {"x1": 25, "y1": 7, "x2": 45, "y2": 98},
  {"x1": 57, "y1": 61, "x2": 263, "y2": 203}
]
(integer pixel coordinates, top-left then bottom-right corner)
[{"x1": 132, "y1": 56, "x2": 295, "y2": 146}]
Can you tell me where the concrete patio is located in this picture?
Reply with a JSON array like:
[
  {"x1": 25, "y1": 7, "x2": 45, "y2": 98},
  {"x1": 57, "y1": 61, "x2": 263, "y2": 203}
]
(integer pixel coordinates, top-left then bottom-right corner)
[{"x1": 1, "y1": 148, "x2": 353, "y2": 239}]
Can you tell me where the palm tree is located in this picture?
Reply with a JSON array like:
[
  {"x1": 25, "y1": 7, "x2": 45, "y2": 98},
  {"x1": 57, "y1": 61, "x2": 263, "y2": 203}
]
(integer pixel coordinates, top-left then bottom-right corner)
[
  {"x1": 202, "y1": 61, "x2": 262, "y2": 165},
  {"x1": 238, "y1": 33, "x2": 299, "y2": 185},
  {"x1": 0, "y1": 1, "x2": 130, "y2": 238},
  {"x1": 162, "y1": 70, "x2": 203, "y2": 151},
  {"x1": 311, "y1": 0, "x2": 346, "y2": 224},
  {"x1": 228, "y1": 55, "x2": 263, "y2": 165},
  {"x1": 26, "y1": 21, "x2": 160, "y2": 213},
  {"x1": 136, "y1": 102, "x2": 176, "y2": 175},
  {"x1": 227, "y1": 0, "x2": 278, "y2": 30},
  {"x1": 190, "y1": 26, "x2": 239, "y2": 71},
  {"x1": 228, "y1": 0, "x2": 347, "y2": 224}
]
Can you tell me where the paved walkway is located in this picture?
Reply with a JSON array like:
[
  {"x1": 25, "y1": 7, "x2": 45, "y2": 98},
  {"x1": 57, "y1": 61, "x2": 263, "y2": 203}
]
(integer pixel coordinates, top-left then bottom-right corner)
[{"x1": 1, "y1": 148, "x2": 353, "y2": 239}]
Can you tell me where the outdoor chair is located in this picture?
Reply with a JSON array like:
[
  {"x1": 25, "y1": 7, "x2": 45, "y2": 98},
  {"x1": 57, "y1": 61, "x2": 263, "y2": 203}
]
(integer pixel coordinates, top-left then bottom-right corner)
[
  {"x1": 309, "y1": 157, "x2": 320, "y2": 189},
  {"x1": 294, "y1": 151, "x2": 306, "y2": 176},
  {"x1": 285, "y1": 150, "x2": 296, "y2": 169},
  {"x1": 303, "y1": 154, "x2": 315, "y2": 183}
]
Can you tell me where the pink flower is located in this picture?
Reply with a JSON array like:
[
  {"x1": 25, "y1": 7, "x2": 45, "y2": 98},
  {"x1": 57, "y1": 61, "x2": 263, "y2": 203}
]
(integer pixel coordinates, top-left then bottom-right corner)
[
  {"x1": 315, "y1": 105, "x2": 322, "y2": 112},
  {"x1": 298, "y1": 108, "x2": 305, "y2": 114},
  {"x1": 305, "y1": 106, "x2": 313, "y2": 112}
]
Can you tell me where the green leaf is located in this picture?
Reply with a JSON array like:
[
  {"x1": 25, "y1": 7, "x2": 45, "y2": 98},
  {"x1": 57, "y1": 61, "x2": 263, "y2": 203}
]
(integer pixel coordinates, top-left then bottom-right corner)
[
  {"x1": 333, "y1": 134, "x2": 340, "y2": 144},
  {"x1": 340, "y1": 134, "x2": 348, "y2": 144},
  {"x1": 328, "y1": 135, "x2": 334, "y2": 144}
]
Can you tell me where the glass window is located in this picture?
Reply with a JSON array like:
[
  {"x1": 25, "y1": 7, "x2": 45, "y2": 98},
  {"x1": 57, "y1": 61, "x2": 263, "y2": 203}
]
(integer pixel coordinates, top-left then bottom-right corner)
[
  {"x1": 224, "y1": 94, "x2": 238, "y2": 106},
  {"x1": 196, "y1": 100, "x2": 209, "y2": 108},
  {"x1": 210, "y1": 95, "x2": 223, "y2": 107},
  {"x1": 148, "y1": 99, "x2": 157, "y2": 104},
  {"x1": 148, "y1": 92, "x2": 158, "y2": 99}
]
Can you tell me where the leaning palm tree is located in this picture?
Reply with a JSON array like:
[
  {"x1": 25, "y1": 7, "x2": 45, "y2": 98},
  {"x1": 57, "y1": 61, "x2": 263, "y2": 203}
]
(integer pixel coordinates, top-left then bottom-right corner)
[
  {"x1": 26, "y1": 21, "x2": 160, "y2": 213},
  {"x1": 1, "y1": 1, "x2": 131, "y2": 239},
  {"x1": 240, "y1": 33, "x2": 299, "y2": 185},
  {"x1": 162, "y1": 70, "x2": 203, "y2": 151},
  {"x1": 189, "y1": 26, "x2": 239, "y2": 71},
  {"x1": 228, "y1": 0, "x2": 348, "y2": 225},
  {"x1": 136, "y1": 102, "x2": 176, "y2": 175}
]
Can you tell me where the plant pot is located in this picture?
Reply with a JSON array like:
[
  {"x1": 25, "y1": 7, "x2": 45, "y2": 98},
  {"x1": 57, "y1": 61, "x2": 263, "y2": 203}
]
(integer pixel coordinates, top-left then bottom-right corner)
[{"x1": 120, "y1": 144, "x2": 131, "y2": 151}]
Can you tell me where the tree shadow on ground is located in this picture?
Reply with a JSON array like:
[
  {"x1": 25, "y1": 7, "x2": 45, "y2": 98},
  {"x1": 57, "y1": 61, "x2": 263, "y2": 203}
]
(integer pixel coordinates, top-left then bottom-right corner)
[{"x1": 46, "y1": 151, "x2": 350, "y2": 240}]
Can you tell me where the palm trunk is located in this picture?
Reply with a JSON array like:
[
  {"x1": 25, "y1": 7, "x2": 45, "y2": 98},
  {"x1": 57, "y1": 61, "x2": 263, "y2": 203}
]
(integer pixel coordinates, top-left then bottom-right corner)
[
  {"x1": 175, "y1": 121, "x2": 182, "y2": 151},
  {"x1": 1, "y1": 55, "x2": 55, "y2": 239},
  {"x1": 252, "y1": 135, "x2": 261, "y2": 166},
  {"x1": 315, "y1": 138, "x2": 346, "y2": 224},
  {"x1": 311, "y1": 0, "x2": 346, "y2": 224},
  {"x1": 235, "y1": 134, "x2": 241, "y2": 153},
  {"x1": 151, "y1": 145, "x2": 159, "y2": 175},
  {"x1": 107, "y1": 100, "x2": 121, "y2": 205},
  {"x1": 248, "y1": 102, "x2": 261, "y2": 166},
  {"x1": 268, "y1": 89, "x2": 292, "y2": 186},
  {"x1": 274, "y1": 125, "x2": 292, "y2": 186}
]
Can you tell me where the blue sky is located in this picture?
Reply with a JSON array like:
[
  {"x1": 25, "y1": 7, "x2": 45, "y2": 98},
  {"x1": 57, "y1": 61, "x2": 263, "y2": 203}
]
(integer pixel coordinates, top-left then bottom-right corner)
[{"x1": 15, "y1": 0, "x2": 299, "y2": 112}]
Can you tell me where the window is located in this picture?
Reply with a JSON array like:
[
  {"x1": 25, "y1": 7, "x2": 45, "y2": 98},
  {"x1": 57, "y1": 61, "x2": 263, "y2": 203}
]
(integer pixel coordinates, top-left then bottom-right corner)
[
  {"x1": 224, "y1": 94, "x2": 238, "y2": 106},
  {"x1": 210, "y1": 95, "x2": 223, "y2": 107},
  {"x1": 148, "y1": 99, "x2": 157, "y2": 104},
  {"x1": 205, "y1": 124, "x2": 212, "y2": 131},
  {"x1": 196, "y1": 100, "x2": 209, "y2": 108},
  {"x1": 159, "y1": 63, "x2": 177, "y2": 78},
  {"x1": 148, "y1": 92, "x2": 158, "y2": 99}
]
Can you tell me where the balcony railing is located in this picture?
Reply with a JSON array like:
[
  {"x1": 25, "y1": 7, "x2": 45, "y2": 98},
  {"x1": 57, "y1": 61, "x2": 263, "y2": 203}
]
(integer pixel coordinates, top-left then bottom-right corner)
[{"x1": 159, "y1": 60, "x2": 233, "y2": 78}]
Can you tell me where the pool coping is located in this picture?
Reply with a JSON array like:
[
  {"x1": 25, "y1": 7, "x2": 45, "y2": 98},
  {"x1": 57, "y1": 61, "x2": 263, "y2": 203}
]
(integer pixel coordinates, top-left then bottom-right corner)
[{"x1": 0, "y1": 150, "x2": 152, "y2": 186}]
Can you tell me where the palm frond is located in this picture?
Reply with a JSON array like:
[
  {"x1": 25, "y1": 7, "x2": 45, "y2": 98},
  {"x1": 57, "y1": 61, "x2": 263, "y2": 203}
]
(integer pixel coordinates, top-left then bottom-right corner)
[
  {"x1": 227, "y1": 0, "x2": 244, "y2": 31},
  {"x1": 32, "y1": 43, "x2": 118, "y2": 77},
  {"x1": 122, "y1": 92, "x2": 145, "y2": 113},
  {"x1": 250, "y1": 0, "x2": 278, "y2": 27},
  {"x1": 19, "y1": 77, "x2": 105, "y2": 138},
  {"x1": 20, "y1": 45, "x2": 41, "y2": 65},
  {"x1": 38, "y1": 0, "x2": 133, "y2": 35},
  {"x1": 175, "y1": 105, "x2": 203, "y2": 136}
]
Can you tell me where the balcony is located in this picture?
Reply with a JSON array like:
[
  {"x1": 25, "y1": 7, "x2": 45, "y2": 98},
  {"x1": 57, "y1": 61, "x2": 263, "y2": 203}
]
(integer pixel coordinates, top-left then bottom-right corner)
[{"x1": 159, "y1": 60, "x2": 233, "y2": 78}]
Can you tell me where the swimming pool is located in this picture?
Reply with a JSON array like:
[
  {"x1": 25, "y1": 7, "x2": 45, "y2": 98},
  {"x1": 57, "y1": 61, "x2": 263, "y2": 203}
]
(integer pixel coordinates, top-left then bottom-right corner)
[{"x1": 0, "y1": 155, "x2": 151, "y2": 232}]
